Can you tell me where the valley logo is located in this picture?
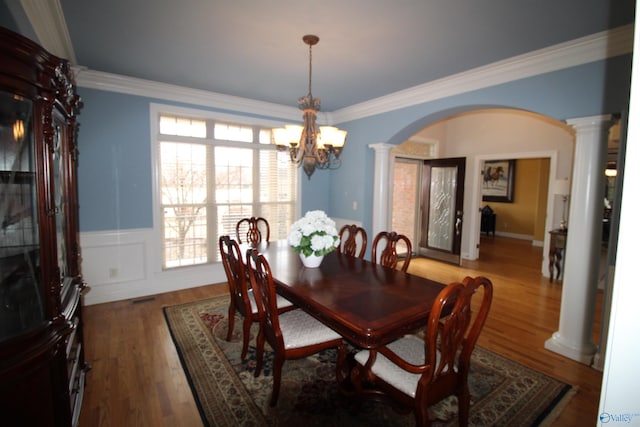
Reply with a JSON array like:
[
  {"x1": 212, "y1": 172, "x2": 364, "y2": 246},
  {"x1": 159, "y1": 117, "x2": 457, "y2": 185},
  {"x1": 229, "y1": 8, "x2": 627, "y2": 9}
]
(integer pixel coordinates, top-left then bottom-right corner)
[{"x1": 599, "y1": 412, "x2": 640, "y2": 424}]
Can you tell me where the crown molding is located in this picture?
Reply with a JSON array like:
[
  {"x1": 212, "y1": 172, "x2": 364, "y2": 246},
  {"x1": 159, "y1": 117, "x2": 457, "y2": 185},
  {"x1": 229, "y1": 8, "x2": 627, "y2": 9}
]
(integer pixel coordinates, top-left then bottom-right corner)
[
  {"x1": 74, "y1": 67, "x2": 302, "y2": 122},
  {"x1": 20, "y1": 0, "x2": 77, "y2": 63},
  {"x1": 332, "y1": 24, "x2": 634, "y2": 124},
  {"x1": 71, "y1": 24, "x2": 632, "y2": 125}
]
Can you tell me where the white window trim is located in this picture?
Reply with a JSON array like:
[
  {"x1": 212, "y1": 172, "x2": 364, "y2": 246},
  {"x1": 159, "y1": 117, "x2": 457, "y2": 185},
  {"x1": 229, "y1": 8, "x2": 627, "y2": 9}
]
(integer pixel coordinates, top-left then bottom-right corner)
[{"x1": 149, "y1": 102, "x2": 302, "y2": 274}]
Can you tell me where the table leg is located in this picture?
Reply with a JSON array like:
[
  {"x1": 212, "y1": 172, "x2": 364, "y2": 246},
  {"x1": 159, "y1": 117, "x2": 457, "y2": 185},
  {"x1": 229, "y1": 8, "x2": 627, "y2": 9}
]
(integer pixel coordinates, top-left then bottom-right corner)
[{"x1": 555, "y1": 249, "x2": 563, "y2": 281}]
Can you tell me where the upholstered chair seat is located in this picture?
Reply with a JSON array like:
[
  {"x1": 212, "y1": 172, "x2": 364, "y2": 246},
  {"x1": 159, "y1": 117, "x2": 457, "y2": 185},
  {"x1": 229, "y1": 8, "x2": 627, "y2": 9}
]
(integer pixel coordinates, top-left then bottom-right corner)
[
  {"x1": 246, "y1": 289, "x2": 293, "y2": 315},
  {"x1": 354, "y1": 335, "x2": 443, "y2": 398},
  {"x1": 279, "y1": 309, "x2": 343, "y2": 349}
]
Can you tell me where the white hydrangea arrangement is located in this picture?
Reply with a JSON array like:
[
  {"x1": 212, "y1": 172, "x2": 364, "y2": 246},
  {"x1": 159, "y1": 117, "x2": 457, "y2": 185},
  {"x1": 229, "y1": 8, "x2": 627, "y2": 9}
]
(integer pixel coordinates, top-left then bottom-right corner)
[{"x1": 288, "y1": 210, "x2": 339, "y2": 257}]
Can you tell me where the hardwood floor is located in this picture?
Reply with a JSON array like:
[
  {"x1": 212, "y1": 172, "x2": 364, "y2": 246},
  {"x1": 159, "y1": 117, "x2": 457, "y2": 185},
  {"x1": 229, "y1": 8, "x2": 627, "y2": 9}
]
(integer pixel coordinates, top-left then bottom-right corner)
[{"x1": 78, "y1": 236, "x2": 603, "y2": 426}]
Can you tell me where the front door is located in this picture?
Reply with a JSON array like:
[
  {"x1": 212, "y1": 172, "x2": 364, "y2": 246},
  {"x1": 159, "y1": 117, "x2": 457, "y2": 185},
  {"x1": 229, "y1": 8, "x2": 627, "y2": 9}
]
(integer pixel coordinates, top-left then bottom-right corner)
[{"x1": 419, "y1": 157, "x2": 466, "y2": 264}]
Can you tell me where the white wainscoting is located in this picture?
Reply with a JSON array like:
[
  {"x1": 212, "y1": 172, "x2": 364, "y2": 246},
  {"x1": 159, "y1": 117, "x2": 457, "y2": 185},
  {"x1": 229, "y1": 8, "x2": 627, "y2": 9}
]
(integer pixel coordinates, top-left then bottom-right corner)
[
  {"x1": 81, "y1": 220, "x2": 361, "y2": 305},
  {"x1": 80, "y1": 228, "x2": 226, "y2": 305}
]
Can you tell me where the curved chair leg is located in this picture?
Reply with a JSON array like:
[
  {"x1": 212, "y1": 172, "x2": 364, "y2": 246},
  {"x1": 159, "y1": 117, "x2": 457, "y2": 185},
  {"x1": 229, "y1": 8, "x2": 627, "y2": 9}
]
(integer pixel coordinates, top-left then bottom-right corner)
[
  {"x1": 270, "y1": 355, "x2": 285, "y2": 406},
  {"x1": 415, "y1": 404, "x2": 432, "y2": 427},
  {"x1": 458, "y1": 385, "x2": 471, "y2": 427},
  {"x1": 335, "y1": 343, "x2": 347, "y2": 385},
  {"x1": 350, "y1": 362, "x2": 365, "y2": 395},
  {"x1": 241, "y1": 316, "x2": 252, "y2": 359},
  {"x1": 254, "y1": 329, "x2": 265, "y2": 378},
  {"x1": 226, "y1": 305, "x2": 235, "y2": 341}
]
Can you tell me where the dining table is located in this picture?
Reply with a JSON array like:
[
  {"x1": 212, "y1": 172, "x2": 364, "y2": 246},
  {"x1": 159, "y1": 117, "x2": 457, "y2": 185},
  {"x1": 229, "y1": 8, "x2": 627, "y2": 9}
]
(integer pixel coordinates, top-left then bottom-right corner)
[{"x1": 243, "y1": 240, "x2": 448, "y2": 349}]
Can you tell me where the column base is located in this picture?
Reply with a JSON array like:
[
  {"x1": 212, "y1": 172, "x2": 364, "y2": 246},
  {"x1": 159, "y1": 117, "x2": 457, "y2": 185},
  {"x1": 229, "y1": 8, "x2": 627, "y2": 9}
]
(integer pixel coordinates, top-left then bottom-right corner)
[
  {"x1": 544, "y1": 332, "x2": 597, "y2": 365},
  {"x1": 592, "y1": 351, "x2": 605, "y2": 371}
]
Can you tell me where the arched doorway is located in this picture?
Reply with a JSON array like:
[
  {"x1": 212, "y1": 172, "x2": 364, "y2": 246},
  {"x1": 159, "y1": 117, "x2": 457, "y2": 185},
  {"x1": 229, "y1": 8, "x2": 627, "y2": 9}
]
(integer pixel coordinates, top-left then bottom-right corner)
[{"x1": 390, "y1": 107, "x2": 573, "y2": 275}]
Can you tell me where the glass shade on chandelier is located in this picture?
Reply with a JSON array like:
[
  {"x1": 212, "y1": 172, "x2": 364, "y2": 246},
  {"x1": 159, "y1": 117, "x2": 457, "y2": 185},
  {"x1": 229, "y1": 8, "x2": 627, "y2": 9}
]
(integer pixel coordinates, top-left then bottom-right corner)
[{"x1": 271, "y1": 34, "x2": 347, "y2": 179}]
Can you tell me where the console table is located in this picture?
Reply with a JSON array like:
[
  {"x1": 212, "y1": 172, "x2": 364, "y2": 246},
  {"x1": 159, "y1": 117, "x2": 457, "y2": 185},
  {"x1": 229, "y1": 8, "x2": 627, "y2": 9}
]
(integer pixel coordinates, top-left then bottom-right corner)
[{"x1": 548, "y1": 229, "x2": 567, "y2": 282}]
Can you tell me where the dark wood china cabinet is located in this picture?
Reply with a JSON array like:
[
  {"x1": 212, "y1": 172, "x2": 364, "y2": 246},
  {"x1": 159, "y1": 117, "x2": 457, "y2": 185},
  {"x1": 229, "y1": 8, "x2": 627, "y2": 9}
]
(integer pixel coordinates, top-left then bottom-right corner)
[{"x1": 0, "y1": 27, "x2": 88, "y2": 426}]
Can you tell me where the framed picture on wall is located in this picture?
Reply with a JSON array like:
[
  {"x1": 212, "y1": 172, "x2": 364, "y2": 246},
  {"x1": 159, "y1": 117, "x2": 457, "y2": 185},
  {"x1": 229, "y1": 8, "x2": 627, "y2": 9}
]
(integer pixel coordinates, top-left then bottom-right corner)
[{"x1": 482, "y1": 159, "x2": 516, "y2": 202}]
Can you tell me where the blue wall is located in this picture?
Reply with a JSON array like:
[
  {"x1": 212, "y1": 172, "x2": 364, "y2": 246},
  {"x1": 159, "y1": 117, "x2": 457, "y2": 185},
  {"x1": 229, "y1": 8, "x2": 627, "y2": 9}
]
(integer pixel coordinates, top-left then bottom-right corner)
[
  {"x1": 74, "y1": 55, "x2": 631, "y2": 234},
  {"x1": 328, "y1": 56, "x2": 632, "y2": 233},
  {"x1": 77, "y1": 90, "x2": 153, "y2": 231}
]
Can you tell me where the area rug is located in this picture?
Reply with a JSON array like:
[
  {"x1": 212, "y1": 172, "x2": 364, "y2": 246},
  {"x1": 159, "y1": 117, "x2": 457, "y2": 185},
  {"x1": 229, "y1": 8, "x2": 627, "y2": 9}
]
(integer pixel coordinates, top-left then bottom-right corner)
[{"x1": 163, "y1": 295, "x2": 575, "y2": 427}]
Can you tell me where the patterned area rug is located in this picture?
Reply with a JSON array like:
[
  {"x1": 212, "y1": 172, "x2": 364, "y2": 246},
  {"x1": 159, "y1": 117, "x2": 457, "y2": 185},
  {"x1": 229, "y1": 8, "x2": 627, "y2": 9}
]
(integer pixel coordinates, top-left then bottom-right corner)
[{"x1": 163, "y1": 295, "x2": 575, "y2": 427}]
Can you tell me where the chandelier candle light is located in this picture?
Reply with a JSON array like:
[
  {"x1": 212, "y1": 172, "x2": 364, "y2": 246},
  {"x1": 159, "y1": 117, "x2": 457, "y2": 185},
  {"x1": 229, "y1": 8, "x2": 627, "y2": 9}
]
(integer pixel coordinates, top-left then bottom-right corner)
[
  {"x1": 272, "y1": 35, "x2": 347, "y2": 179},
  {"x1": 288, "y1": 210, "x2": 339, "y2": 268}
]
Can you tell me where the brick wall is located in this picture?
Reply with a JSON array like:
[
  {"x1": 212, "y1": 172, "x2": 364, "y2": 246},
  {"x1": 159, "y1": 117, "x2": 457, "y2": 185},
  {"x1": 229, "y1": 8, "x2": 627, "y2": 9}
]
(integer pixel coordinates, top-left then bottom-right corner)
[{"x1": 391, "y1": 161, "x2": 418, "y2": 248}]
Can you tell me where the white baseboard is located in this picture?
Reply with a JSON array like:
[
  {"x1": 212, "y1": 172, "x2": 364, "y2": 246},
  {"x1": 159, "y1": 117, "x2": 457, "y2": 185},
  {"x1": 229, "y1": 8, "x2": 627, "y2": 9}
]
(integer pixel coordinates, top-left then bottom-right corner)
[{"x1": 495, "y1": 231, "x2": 534, "y2": 241}]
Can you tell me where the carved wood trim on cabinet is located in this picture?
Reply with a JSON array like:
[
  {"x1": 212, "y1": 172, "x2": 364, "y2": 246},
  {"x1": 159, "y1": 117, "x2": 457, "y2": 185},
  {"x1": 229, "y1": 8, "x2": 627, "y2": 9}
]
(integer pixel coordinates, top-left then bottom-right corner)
[{"x1": 0, "y1": 27, "x2": 88, "y2": 427}]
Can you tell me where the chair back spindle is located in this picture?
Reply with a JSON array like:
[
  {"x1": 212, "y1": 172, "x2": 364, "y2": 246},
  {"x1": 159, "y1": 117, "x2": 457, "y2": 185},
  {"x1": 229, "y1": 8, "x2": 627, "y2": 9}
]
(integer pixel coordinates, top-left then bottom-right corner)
[
  {"x1": 236, "y1": 216, "x2": 270, "y2": 244},
  {"x1": 371, "y1": 231, "x2": 412, "y2": 272},
  {"x1": 246, "y1": 248, "x2": 281, "y2": 341},
  {"x1": 219, "y1": 235, "x2": 254, "y2": 357},
  {"x1": 338, "y1": 224, "x2": 368, "y2": 258}
]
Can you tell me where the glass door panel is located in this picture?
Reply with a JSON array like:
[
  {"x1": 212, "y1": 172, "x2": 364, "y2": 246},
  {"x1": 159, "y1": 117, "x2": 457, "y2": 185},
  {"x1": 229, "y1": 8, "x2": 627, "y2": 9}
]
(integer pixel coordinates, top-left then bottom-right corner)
[
  {"x1": 0, "y1": 92, "x2": 44, "y2": 342},
  {"x1": 427, "y1": 166, "x2": 457, "y2": 250},
  {"x1": 419, "y1": 157, "x2": 466, "y2": 265},
  {"x1": 53, "y1": 120, "x2": 67, "y2": 281}
]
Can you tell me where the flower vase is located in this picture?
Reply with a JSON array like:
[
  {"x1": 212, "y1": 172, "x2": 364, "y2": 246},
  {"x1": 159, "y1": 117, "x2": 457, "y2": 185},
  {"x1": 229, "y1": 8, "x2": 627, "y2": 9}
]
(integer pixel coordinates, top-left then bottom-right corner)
[{"x1": 300, "y1": 253, "x2": 324, "y2": 268}]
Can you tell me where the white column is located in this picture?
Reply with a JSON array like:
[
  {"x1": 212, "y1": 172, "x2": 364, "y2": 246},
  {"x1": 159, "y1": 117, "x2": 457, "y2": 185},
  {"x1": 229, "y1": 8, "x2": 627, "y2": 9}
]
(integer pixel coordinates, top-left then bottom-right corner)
[
  {"x1": 369, "y1": 143, "x2": 393, "y2": 236},
  {"x1": 544, "y1": 114, "x2": 612, "y2": 364}
]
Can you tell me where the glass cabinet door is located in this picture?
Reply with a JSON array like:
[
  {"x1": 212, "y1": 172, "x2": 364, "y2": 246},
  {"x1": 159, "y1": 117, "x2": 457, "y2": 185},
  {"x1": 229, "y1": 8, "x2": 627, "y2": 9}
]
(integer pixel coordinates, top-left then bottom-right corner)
[
  {"x1": 0, "y1": 91, "x2": 44, "y2": 342},
  {"x1": 53, "y1": 117, "x2": 68, "y2": 282}
]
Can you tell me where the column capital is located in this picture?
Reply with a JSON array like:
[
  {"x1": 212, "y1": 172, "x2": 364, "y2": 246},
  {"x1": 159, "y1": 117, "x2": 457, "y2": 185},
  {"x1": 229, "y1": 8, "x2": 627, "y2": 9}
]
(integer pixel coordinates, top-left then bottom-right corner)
[
  {"x1": 565, "y1": 114, "x2": 613, "y2": 130},
  {"x1": 368, "y1": 142, "x2": 394, "y2": 153}
]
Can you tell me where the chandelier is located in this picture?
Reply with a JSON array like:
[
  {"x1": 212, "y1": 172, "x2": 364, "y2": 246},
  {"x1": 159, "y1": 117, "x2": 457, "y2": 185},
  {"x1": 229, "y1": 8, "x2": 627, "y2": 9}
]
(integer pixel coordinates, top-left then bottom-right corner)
[{"x1": 272, "y1": 35, "x2": 347, "y2": 179}]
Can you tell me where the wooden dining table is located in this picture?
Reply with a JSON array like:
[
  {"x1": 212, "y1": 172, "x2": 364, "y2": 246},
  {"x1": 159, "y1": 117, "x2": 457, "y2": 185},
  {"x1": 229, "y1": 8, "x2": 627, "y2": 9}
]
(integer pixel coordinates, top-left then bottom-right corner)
[{"x1": 244, "y1": 240, "x2": 447, "y2": 349}]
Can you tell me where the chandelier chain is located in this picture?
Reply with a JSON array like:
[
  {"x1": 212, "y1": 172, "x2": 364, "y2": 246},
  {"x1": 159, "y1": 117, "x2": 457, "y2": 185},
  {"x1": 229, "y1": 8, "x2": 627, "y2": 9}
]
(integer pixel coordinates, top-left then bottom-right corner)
[{"x1": 308, "y1": 42, "x2": 313, "y2": 97}]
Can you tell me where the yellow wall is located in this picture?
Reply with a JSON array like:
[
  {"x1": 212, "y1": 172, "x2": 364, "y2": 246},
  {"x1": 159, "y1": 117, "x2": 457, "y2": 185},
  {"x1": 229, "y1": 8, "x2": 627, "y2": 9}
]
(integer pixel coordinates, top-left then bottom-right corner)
[
  {"x1": 533, "y1": 159, "x2": 550, "y2": 241},
  {"x1": 485, "y1": 158, "x2": 549, "y2": 239}
]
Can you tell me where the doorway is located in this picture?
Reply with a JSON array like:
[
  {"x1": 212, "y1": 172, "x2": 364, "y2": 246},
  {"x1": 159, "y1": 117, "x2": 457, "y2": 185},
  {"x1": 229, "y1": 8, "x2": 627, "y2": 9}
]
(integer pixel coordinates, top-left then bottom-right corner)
[
  {"x1": 390, "y1": 108, "x2": 574, "y2": 268},
  {"x1": 478, "y1": 157, "x2": 551, "y2": 252},
  {"x1": 391, "y1": 156, "x2": 465, "y2": 265},
  {"x1": 419, "y1": 157, "x2": 466, "y2": 264}
]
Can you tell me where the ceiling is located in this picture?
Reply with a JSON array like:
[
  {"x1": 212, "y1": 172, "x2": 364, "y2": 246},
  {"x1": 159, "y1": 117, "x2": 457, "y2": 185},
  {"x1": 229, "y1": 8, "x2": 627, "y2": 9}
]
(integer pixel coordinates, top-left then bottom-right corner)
[{"x1": 3, "y1": 0, "x2": 636, "y2": 112}]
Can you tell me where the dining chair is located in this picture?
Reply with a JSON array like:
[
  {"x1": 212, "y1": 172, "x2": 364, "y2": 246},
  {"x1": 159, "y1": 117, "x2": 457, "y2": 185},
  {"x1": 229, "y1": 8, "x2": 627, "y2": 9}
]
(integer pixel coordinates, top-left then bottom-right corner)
[
  {"x1": 218, "y1": 235, "x2": 293, "y2": 359},
  {"x1": 338, "y1": 224, "x2": 368, "y2": 259},
  {"x1": 246, "y1": 248, "x2": 347, "y2": 406},
  {"x1": 351, "y1": 276, "x2": 493, "y2": 427},
  {"x1": 371, "y1": 231, "x2": 413, "y2": 272},
  {"x1": 235, "y1": 216, "x2": 270, "y2": 245}
]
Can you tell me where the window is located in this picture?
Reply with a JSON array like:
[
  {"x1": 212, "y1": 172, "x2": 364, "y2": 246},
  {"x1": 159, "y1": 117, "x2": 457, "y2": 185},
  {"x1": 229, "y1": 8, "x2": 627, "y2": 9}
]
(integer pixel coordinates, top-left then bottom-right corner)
[{"x1": 156, "y1": 112, "x2": 298, "y2": 269}]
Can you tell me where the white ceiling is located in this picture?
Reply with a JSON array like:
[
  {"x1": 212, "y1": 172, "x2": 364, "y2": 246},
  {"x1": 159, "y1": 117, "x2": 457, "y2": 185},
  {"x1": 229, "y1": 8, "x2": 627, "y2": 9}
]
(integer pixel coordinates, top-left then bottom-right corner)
[{"x1": 4, "y1": 0, "x2": 636, "y2": 112}]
